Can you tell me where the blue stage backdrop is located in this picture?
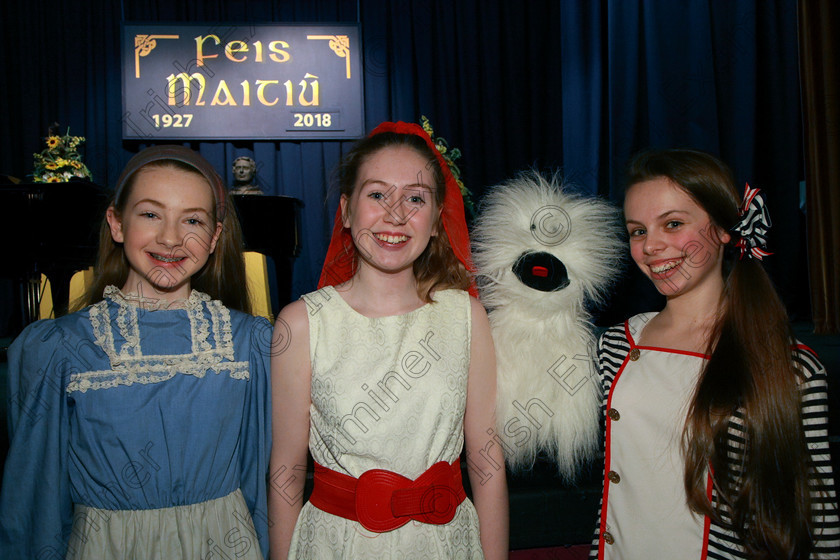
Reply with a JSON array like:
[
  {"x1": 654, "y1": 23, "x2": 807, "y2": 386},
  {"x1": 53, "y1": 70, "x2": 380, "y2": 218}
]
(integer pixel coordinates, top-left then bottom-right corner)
[{"x1": 0, "y1": 0, "x2": 806, "y2": 322}]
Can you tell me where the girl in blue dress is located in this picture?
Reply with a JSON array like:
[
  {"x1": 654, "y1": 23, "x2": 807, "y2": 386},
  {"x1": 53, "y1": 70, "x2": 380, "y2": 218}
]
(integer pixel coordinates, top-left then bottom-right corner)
[{"x1": 0, "y1": 145, "x2": 272, "y2": 559}]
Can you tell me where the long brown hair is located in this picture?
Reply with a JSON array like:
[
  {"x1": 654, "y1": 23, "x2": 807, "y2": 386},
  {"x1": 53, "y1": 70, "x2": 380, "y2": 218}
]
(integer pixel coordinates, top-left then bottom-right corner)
[
  {"x1": 626, "y1": 149, "x2": 812, "y2": 558},
  {"x1": 77, "y1": 159, "x2": 251, "y2": 313},
  {"x1": 334, "y1": 131, "x2": 471, "y2": 302}
]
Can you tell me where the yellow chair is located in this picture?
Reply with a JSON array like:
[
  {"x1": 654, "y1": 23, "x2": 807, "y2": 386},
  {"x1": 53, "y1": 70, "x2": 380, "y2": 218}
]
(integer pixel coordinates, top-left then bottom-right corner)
[
  {"x1": 38, "y1": 268, "x2": 95, "y2": 319},
  {"x1": 244, "y1": 251, "x2": 273, "y2": 321}
]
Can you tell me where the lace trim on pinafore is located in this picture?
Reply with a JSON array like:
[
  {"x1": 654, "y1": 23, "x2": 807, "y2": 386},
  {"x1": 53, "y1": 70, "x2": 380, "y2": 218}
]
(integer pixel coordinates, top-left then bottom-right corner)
[{"x1": 66, "y1": 286, "x2": 249, "y2": 393}]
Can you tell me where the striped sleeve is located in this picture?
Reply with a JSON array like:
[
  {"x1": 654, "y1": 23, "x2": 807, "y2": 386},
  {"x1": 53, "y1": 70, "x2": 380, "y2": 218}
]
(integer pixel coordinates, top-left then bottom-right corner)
[
  {"x1": 589, "y1": 322, "x2": 631, "y2": 559},
  {"x1": 706, "y1": 409, "x2": 750, "y2": 559},
  {"x1": 706, "y1": 344, "x2": 840, "y2": 559},
  {"x1": 793, "y1": 345, "x2": 840, "y2": 558}
]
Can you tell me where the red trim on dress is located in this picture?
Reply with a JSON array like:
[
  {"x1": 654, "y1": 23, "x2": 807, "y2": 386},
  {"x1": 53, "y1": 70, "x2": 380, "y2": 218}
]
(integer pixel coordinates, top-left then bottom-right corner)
[
  {"x1": 624, "y1": 318, "x2": 711, "y2": 359},
  {"x1": 700, "y1": 470, "x2": 714, "y2": 560},
  {"x1": 600, "y1": 319, "x2": 711, "y2": 558},
  {"x1": 793, "y1": 342, "x2": 819, "y2": 358},
  {"x1": 635, "y1": 346, "x2": 710, "y2": 360}
]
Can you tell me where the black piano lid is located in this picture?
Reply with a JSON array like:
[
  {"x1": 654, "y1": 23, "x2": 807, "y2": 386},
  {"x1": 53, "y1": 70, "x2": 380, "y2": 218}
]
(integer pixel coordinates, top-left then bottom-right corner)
[{"x1": 0, "y1": 179, "x2": 109, "y2": 279}]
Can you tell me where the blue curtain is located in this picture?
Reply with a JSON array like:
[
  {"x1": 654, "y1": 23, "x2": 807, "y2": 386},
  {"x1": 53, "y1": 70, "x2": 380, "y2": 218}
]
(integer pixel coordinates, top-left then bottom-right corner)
[{"x1": 0, "y1": 0, "x2": 805, "y2": 321}]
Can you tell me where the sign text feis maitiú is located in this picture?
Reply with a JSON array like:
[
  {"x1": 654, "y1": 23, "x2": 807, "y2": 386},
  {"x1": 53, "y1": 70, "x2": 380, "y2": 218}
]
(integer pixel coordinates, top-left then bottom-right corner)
[{"x1": 121, "y1": 23, "x2": 364, "y2": 140}]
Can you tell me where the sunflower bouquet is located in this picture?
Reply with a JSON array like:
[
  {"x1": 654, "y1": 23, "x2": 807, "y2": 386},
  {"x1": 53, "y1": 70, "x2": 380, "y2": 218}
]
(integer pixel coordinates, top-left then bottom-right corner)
[{"x1": 32, "y1": 128, "x2": 92, "y2": 183}]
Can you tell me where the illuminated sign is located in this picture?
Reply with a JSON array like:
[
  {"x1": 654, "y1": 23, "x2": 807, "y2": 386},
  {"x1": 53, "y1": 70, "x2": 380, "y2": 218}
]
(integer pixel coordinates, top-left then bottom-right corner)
[{"x1": 121, "y1": 23, "x2": 364, "y2": 140}]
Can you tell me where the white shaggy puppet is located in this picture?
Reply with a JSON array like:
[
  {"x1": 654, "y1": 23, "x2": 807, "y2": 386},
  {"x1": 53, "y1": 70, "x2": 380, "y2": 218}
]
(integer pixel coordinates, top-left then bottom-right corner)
[{"x1": 472, "y1": 171, "x2": 623, "y2": 480}]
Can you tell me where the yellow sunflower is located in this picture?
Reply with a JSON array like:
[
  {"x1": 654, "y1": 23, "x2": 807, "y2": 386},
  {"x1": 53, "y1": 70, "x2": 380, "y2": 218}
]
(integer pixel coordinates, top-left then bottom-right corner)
[
  {"x1": 46, "y1": 176, "x2": 62, "y2": 183},
  {"x1": 46, "y1": 136, "x2": 61, "y2": 149},
  {"x1": 45, "y1": 162, "x2": 59, "y2": 170}
]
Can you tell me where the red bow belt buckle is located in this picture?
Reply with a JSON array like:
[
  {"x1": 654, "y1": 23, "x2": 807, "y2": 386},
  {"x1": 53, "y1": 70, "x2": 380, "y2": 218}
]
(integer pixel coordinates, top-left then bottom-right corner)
[
  {"x1": 310, "y1": 459, "x2": 466, "y2": 533},
  {"x1": 355, "y1": 461, "x2": 462, "y2": 532}
]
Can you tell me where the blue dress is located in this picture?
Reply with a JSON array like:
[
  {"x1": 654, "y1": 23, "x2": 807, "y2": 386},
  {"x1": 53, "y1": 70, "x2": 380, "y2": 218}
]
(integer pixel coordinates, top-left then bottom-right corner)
[{"x1": 0, "y1": 287, "x2": 272, "y2": 559}]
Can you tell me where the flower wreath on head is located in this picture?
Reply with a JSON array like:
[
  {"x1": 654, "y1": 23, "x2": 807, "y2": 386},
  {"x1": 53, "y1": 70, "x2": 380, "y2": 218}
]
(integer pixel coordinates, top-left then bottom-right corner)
[
  {"x1": 420, "y1": 116, "x2": 475, "y2": 219},
  {"x1": 318, "y1": 119, "x2": 478, "y2": 297},
  {"x1": 32, "y1": 127, "x2": 92, "y2": 183}
]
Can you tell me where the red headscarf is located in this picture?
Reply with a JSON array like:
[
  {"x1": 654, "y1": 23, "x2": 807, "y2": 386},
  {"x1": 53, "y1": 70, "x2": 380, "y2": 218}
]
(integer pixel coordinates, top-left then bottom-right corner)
[{"x1": 317, "y1": 121, "x2": 477, "y2": 297}]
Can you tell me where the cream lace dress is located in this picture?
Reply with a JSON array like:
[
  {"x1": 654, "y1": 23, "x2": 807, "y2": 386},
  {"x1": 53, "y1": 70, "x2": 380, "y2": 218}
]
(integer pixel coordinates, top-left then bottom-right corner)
[{"x1": 289, "y1": 286, "x2": 483, "y2": 559}]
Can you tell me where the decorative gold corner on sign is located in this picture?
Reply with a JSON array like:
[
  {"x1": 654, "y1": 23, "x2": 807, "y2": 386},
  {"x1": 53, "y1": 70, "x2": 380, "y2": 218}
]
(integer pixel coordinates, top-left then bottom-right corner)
[
  {"x1": 307, "y1": 35, "x2": 351, "y2": 79},
  {"x1": 134, "y1": 34, "x2": 180, "y2": 78}
]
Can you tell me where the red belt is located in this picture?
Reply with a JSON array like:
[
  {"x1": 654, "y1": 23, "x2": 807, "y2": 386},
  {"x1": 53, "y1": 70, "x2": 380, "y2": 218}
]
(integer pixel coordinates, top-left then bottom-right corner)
[{"x1": 309, "y1": 459, "x2": 467, "y2": 533}]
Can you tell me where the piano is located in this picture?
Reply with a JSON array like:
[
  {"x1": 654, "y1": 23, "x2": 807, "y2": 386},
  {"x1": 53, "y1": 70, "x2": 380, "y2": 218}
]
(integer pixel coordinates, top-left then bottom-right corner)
[
  {"x1": 0, "y1": 180, "x2": 302, "y2": 335},
  {"x1": 0, "y1": 180, "x2": 109, "y2": 330}
]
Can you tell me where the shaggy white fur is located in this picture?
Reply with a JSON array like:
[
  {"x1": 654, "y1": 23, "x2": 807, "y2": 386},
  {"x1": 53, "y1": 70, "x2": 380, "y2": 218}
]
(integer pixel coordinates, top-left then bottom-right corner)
[{"x1": 472, "y1": 171, "x2": 624, "y2": 480}]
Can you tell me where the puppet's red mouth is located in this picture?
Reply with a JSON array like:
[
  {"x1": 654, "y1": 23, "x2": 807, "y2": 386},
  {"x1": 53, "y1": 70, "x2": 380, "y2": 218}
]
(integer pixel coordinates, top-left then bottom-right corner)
[{"x1": 512, "y1": 252, "x2": 570, "y2": 292}]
